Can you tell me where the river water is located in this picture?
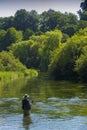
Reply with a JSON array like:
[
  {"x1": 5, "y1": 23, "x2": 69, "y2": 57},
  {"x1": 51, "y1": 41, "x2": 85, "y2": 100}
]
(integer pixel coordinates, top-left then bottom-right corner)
[{"x1": 0, "y1": 78, "x2": 87, "y2": 130}]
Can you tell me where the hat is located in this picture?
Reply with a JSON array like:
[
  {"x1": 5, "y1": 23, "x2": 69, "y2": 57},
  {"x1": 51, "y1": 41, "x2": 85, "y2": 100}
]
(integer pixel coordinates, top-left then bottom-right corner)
[{"x1": 23, "y1": 94, "x2": 29, "y2": 98}]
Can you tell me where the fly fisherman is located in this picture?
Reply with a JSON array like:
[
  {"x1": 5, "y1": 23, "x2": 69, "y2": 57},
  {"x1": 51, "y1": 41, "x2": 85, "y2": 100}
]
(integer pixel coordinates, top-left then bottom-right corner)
[{"x1": 22, "y1": 94, "x2": 33, "y2": 117}]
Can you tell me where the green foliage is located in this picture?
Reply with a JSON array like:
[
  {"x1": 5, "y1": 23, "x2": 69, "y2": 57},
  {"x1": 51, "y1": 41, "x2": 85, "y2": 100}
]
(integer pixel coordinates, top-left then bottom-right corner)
[
  {"x1": 0, "y1": 69, "x2": 38, "y2": 82},
  {"x1": 75, "y1": 45, "x2": 87, "y2": 82},
  {"x1": 10, "y1": 29, "x2": 62, "y2": 72},
  {"x1": 48, "y1": 28, "x2": 87, "y2": 81},
  {"x1": 44, "y1": 30, "x2": 62, "y2": 49},
  {"x1": 78, "y1": 20, "x2": 87, "y2": 30},
  {"x1": 1, "y1": 8, "x2": 87, "y2": 83},
  {"x1": 0, "y1": 30, "x2": 6, "y2": 40},
  {"x1": 23, "y1": 28, "x2": 34, "y2": 40},
  {"x1": 0, "y1": 27, "x2": 23, "y2": 51},
  {"x1": 62, "y1": 24, "x2": 77, "y2": 37},
  {"x1": 62, "y1": 33, "x2": 69, "y2": 43},
  {"x1": 40, "y1": 10, "x2": 78, "y2": 34},
  {"x1": 24, "y1": 69, "x2": 38, "y2": 78},
  {"x1": 79, "y1": 0, "x2": 87, "y2": 20},
  {"x1": 0, "y1": 16, "x2": 14, "y2": 30},
  {"x1": 76, "y1": 27, "x2": 87, "y2": 36},
  {"x1": 80, "y1": 0, "x2": 87, "y2": 12},
  {"x1": 0, "y1": 71, "x2": 24, "y2": 81},
  {"x1": 14, "y1": 9, "x2": 39, "y2": 31},
  {"x1": 14, "y1": 9, "x2": 29, "y2": 31},
  {"x1": 80, "y1": 11, "x2": 87, "y2": 20},
  {"x1": 30, "y1": 34, "x2": 45, "y2": 45},
  {"x1": 40, "y1": 30, "x2": 62, "y2": 72},
  {"x1": 10, "y1": 40, "x2": 41, "y2": 68},
  {"x1": 0, "y1": 30, "x2": 6, "y2": 51},
  {"x1": 5, "y1": 27, "x2": 23, "y2": 45},
  {"x1": 0, "y1": 51, "x2": 26, "y2": 71},
  {"x1": 0, "y1": 9, "x2": 79, "y2": 37},
  {"x1": 40, "y1": 10, "x2": 61, "y2": 31}
]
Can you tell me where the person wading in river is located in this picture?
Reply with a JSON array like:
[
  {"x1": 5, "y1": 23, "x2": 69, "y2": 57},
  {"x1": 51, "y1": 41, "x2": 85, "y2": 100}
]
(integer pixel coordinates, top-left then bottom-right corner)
[{"x1": 22, "y1": 94, "x2": 32, "y2": 117}]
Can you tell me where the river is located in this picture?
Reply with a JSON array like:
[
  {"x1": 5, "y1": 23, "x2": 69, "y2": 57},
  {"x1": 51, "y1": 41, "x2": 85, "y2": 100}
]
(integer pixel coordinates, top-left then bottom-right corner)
[{"x1": 0, "y1": 78, "x2": 87, "y2": 130}]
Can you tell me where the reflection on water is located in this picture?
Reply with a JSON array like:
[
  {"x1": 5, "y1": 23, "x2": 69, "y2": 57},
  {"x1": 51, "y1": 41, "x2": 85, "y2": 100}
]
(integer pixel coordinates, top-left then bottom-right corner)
[
  {"x1": 23, "y1": 116, "x2": 32, "y2": 130},
  {"x1": 0, "y1": 78, "x2": 87, "y2": 130}
]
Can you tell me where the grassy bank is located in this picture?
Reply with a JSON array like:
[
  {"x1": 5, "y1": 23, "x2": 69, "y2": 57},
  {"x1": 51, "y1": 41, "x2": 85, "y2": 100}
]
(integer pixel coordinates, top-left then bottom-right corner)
[
  {"x1": 0, "y1": 69, "x2": 38, "y2": 82},
  {"x1": 0, "y1": 71, "x2": 24, "y2": 81}
]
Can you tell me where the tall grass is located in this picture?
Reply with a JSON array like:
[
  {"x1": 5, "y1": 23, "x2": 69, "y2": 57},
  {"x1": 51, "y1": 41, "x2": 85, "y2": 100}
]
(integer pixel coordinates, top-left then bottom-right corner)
[
  {"x1": 0, "y1": 71, "x2": 24, "y2": 81},
  {"x1": 0, "y1": 69, "x2": 38, "y2": 83}
]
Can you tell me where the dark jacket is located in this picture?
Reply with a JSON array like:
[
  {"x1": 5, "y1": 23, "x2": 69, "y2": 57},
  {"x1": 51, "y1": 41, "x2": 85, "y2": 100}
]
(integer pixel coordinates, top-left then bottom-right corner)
[{"x1": 22, "y1": 98, "x2": 31, "y2": 110}]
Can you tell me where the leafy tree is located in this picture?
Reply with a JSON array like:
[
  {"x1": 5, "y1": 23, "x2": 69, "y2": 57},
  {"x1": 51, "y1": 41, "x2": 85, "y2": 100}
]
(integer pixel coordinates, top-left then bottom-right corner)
[
  {"x1": 29, "y1": 10, "x2": 39, "y2": 31},
  {"x1": 79, "y1": 0, "x2": 87, "y2": 20},
  {"x1": 67, "y1": 13, "x2": 78, "y2": 25},
  {"x1": 79, "y1": 11, "x2": 87, "y2": 20},
  {"x1": 75, "y1": 45, "x2": 87, "y2": 82},
  {"x1": 62, "y1": 24, "x2": 77, "y2": 37},
  {"x1": 48, "y1": 28, "x2": 87, "y2": 80},
  {"x1": 45, "y1": 10, "x2": 61, "y2": 30},
  {"x1": 3, "y1": 27, "x2": 22, "y2": 50},
  {"x1": 44, "y1": 30, "x2": 62, "y2": 49},
  {"x1": 23, "y1": 28, "x2": 34, "y2": 40},
  {"x1": 14, "y1": 9, "x2": 39, "y2": 32},
  {"x1": 14, "y1": 9, "x2": 29, "y2": 31},
  {"x1": 40, "y1": 10, "x2": 69, "y2": 32},
  {"x1": 0, "y1": 17, "x2": 14, "y2": 30},
  {"x1": 10, "y1": 29, "x2": 62, "y2": 71},
  {"x1": 0, "y1": 9, "x2": 78, "y2": 37},
  {"x1": 2, "y1": 16, "x2": 14, "y2": 30},
  {"x1": 0, "y1": 30, "x2": 6, "y2": 51},
  {"x1": 30, "y1": 34, "x2": 45, "y2": 44},
  {"x1": 80, "y1": 0, "x2": 87, "y2": 12},
  {"x1": 10, "y1": 40, "x2": 40, "y2": 68},
  {"x1": 78, "y1": 20, "x2": 87, "y2": 29},
  {"x1": 0, "y1": 17, "x2": 5, "y2": 29},
  {"x1": 0, "y1": 51, "x2": 26, "y2": 71},
  {"x1": 40, "y1": 30, "x2": 62, "y2": 71},
  {"x1": 40, "y1": 10, "x2": 78, "y2": 35},
  {"x1": 76, "y1": 27, "x2": 87, "y2": 36},
  {"x1": 62, "y1": 33, "x2": 69, "y2": 43},
  {"x1": 48, "y1": 43, "x2": 77, "y2": 80}
]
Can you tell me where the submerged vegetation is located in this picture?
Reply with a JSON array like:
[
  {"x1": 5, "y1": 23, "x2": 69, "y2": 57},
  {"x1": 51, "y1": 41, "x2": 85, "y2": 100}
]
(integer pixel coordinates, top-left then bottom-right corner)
[{"x1": 0, "y1": 1, "x2": 87, "y2": 82}]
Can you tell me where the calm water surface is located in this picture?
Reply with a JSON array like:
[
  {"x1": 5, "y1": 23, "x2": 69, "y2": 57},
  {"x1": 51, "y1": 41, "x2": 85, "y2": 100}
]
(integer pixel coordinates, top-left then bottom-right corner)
[{"x1": 0, "y1": 78, "x2": 87, "y2": 130}]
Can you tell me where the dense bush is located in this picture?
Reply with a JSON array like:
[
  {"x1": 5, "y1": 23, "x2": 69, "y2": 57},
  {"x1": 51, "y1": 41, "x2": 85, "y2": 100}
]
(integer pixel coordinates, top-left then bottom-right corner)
[
  {"x1": 0, "y1": 51, "x2": 26, "y2": 71},
  {"x1": 48, "y1": 28, "x2": 87, "y2": 82}
]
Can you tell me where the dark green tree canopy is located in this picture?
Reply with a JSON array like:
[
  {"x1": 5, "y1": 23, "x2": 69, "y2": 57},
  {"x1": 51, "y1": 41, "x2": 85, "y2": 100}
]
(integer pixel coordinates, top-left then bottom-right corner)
[
  {"x1": 79, "y1": 0, "x2": 87, "y2": 20},
  {"x1": 80, "y1": 0, "x2": 87, "y2": 12},
  {"x1": 0, "y1": 9, "x2": 79, "y2": 36},
  {"x1": 14, "y1": 9, "x2": 39, "y2": 31},
  {"x1": 0, "y1": 27, "x2": 23, "y2": 51}
]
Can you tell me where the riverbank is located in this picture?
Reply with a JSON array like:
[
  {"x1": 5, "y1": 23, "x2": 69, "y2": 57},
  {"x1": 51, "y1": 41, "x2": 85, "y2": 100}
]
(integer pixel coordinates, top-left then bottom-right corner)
[{"x1": 0, "y1": 69, "x2": 38, "y2": 82}]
